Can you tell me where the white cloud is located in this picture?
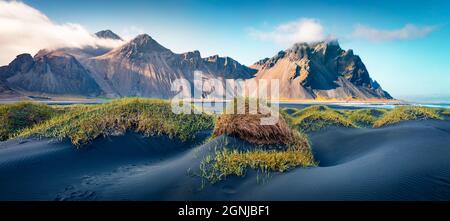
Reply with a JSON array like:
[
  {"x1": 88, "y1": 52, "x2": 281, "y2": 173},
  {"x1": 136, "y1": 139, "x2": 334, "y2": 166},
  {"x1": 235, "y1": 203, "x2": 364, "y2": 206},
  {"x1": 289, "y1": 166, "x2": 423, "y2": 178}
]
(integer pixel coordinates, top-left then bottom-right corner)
[
  {"x1": 352, "y1": 24, "x2": 437, "y2": 42},
  {"x1": 0, "y1": 1, "x2": 124, "y2": 65},
  {"x1": 248, "y1": 18, "x2": 329, "y2": 46}
]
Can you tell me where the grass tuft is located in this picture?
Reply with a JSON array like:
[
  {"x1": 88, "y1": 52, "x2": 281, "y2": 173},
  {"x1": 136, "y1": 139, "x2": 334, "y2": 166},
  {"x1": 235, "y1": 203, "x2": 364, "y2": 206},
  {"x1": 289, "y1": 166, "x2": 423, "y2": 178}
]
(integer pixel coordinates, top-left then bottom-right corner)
[
  {"x1": 373, "y1": 106, "x2": 442, "y2": 128},
  {"x1": 15, "y1": 98, "x2": 214, "y2": 146},
  {"x1": 289, "y1": 106, "x2": 356, "y2": 132},
  {"x1": 441, "y1": 108, "x2": 450, "y2": 116},
  {"x1": 0, "y1": 102, "x2": 59, "y2": 141},
  {"x1": 213, "y1": 98, "x2": 297, "y2": 146},
  {"x1": 200, "y1": 145, "x2": 316, "y2": 183},
  {"x1": 345, "y1": 109, "x2": 388, "y2": 126}
]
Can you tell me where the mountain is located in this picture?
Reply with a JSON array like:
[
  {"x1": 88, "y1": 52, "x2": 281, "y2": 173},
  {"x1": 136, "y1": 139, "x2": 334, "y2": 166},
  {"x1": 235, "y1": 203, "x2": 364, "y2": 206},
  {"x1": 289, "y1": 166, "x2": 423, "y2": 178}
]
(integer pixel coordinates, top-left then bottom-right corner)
[
  {"x1": 0, "y1": 30, "x2": 125, "y2": 98},
  {"x1": 36, "y1": 30, "x2": 124, "y2": 64},
  {"x1": 0, "y1": 30, "x2": 392, "y2": 101},
  {"x1": 0, "y1": 52, "x2": 102, "y2": 96},
  {"x1": 48, "y1": 30, "x2": 124, "y2": 62},
  {"x1": 252, "y1": 40, "x2": 392, "y2": 100},
  {"x1": 85, "y1": 34, "x2": 256, "y2": 98},
  {"x1": 95, "y1": 30, "x2": 123, "y2": 40}
]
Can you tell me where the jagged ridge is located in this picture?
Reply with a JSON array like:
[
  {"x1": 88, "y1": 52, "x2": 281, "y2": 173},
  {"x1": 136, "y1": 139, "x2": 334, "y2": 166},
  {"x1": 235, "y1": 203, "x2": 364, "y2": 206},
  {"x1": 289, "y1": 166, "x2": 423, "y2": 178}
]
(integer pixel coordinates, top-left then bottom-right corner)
[{"x1": 252, "y1": 40, "x2": 392, "y2": 100}]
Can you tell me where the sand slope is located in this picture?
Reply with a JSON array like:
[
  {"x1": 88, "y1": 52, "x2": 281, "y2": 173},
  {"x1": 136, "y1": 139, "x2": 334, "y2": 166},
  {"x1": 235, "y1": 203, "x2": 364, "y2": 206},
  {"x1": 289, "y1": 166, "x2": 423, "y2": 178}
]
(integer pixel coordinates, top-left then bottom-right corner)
[{"x1": 0, "y1": 121, "x2": 449, "y2": 200}]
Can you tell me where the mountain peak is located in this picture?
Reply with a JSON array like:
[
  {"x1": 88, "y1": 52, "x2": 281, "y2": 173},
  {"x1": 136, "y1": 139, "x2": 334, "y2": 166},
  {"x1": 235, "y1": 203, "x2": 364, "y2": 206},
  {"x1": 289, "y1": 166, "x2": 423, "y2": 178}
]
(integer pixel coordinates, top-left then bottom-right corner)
[
  {"x1": 126, "y1": 34, "x2": 169, "y2": 53},
  {"x1": 181, "y1": 50, "x2": 201, "y2": 60},
  {"x1": 290, "y1": 40, "x2": 340, "y2": 51},
  {"x1": 99, "y1": 34, "x2": 171, "y2": 60},
  {"x1": 95, "y1": 30, "x2": 122, "y2": 40},
  {"x1": 284, "y1": 40, "x2": 344, "y2": 60},
  {"x1": 133, "y1": 34, "x2": 152, "y2": 41}
]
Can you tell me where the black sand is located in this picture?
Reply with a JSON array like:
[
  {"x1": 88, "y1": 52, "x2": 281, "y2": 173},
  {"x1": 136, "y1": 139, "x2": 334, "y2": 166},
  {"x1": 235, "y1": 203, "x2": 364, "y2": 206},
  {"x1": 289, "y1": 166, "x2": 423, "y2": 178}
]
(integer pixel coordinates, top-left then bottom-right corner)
[{"x1": 0, "y1": 120, "x2": 449, "y2": 200}]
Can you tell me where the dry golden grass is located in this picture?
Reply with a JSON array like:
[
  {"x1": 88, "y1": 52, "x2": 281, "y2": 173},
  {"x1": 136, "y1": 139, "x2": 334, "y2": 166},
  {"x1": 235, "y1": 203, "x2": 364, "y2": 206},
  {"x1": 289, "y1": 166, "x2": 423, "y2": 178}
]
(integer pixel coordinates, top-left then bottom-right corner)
[
  {"x1": 213, "y1": 111, "x2": 294, "y2": 145},
  {"x1": 202, "y1": 98, "x2": 315, "y2": 183},
  {"x1": 213, "y1": 98, "x2": 295, "y2": 146}
]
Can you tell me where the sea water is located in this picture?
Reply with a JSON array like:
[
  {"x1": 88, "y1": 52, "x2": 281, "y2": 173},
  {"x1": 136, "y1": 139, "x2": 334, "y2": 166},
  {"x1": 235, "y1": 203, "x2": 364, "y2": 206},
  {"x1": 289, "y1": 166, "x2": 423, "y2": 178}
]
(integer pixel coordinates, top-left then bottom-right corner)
[{"x1": 192, "y1": 101, "x2": 450, "y2": 112}]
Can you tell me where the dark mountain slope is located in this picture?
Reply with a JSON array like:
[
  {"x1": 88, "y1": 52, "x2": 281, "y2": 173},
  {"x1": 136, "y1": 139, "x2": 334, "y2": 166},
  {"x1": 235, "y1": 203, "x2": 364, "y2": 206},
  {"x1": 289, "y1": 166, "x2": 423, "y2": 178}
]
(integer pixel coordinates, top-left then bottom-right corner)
[
  {"x1": 1, "y1": 52, "x2": 102, "y2": 96},
  {"x1": 252, "y1": 41, "x2": 392, "y2": 100}
]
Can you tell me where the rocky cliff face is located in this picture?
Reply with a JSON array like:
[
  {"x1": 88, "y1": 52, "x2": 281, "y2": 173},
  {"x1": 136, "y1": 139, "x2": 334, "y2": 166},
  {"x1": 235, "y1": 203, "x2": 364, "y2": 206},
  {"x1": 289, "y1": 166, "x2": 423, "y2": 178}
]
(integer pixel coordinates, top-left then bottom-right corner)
[
  {"x1": 252, "y1": 41, "x2": 392, "y2": 100},
  {"x1": 0, "y1": 52, "x2": 102, "y2": 96}
]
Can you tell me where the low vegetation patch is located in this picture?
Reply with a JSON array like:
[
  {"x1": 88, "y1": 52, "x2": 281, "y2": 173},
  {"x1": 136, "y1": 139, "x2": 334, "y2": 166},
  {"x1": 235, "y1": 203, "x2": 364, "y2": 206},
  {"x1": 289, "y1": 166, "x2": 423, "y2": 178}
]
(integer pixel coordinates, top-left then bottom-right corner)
[
  {"x1": 284, "y1": 105, "x2": 447, "y2": 130},
  {"x1": 203, "y1": 98, "x2": 315, "y2": 183},
  {"x1": 0, "y1": 102, "x2": 60, "y2": 141},
  {"x1": 289, "y1": 106, "x2": 356, "y2": 132},
  {"x1": 373, "y1": 106, "x2": 442, "y2": 128},
  {"x1": 290, "y1": 105, "x2": 328, "y2": 118},
  {"x1": 281, "y1": 107, "x2": 298, "y2": 116},
  {"x1": 15, "y1": 98, "x2": 214, "y2": 146},
  {"x1": 213, "y1": 98, "x2": 309, "y2": 149},
  {"x1": 200, "y1": 143, "x2": 316, "y2": 184},
  {"x1": 213, "y1": 108, "x2": 294, "y2": 145},
  {"x1": 441, "y1": 108, "x2": 450, "y2": 116},
  {"x1": 345, "y1": 109, "x2": 387, "y2": 126}
]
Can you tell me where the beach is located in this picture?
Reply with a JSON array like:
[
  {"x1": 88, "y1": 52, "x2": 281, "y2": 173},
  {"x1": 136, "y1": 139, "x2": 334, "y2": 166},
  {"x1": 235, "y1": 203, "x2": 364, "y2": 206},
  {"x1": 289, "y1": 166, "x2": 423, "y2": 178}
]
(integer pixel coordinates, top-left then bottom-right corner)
[{"x1": 1, "y1": 120, "x2": 449, "y2": 200}]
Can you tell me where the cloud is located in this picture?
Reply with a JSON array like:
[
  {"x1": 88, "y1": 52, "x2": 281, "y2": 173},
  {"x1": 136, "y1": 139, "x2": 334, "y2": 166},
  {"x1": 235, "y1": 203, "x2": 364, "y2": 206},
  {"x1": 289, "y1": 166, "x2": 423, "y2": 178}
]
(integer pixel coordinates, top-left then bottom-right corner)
[
  {"x1": 352, "y1": 24, "x2": 437, "y2": 42},
  {"x1": 0, "y1": 1, "x2": 124, "y2": 65},
  {"x1": 249, "y1": 18, "x2": 329, "y2": 46}
]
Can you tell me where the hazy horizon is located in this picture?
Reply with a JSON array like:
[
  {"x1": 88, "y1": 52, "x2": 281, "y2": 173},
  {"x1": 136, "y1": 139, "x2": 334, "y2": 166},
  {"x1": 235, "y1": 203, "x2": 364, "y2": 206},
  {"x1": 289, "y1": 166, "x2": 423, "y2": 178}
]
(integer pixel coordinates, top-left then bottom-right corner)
[{"x1": 0, "y1": 0, "x2": 449, "y2": 102}]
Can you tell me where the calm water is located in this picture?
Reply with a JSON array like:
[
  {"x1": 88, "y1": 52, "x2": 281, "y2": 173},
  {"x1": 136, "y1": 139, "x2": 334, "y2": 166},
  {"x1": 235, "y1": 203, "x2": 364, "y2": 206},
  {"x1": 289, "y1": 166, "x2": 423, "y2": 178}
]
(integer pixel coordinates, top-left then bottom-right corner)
[
  {"x1": 192, "y1": 101, "x2": 450, "y2": 113},
  {"x1": 2, "y1": 99, "x2": 449, "y2": 110},
  {"x1": 415, "y1": 103, "x2": 450, "y2": 109}
]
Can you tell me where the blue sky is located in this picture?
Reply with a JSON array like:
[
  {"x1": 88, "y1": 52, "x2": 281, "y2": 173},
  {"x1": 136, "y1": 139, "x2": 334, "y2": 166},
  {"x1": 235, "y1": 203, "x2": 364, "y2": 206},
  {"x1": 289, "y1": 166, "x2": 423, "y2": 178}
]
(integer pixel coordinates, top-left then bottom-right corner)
[{"x1": 18, "y1": 0, "x2": 450, "y2": 102}]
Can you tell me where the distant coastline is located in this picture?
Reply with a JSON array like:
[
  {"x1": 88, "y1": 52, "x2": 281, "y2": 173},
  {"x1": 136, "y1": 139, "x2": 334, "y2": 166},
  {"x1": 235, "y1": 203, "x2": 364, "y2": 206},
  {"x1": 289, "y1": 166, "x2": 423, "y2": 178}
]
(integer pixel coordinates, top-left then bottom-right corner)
[{"x1": 1, "y1": 96, "x2": 449, "y2": 109}]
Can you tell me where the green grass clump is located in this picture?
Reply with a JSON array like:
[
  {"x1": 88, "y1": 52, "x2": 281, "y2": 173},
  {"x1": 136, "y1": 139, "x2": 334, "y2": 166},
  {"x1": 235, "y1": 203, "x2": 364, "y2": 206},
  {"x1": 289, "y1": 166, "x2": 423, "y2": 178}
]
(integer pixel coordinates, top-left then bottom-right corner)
[
  {"x1": 200, "y1": 131, "x2": 316, "y2": 184},
  {"x1": 345, "y1": 109, "x2": 388, "y2": 126},
  {"x1": 290, "y1": 105, "x2": 329, "y2": 118},
  {"x1": 15, "y1": 98, "x2": 214, "y2": 146},
  {"x1": 0, "y1": 102, "x2": 59, "y2": 141},
  {"x1": 281, "y1": 105, "x2": 447, "y2": 131},
  {"x1": 200, "y1": 147, "x2": 315, "y2": 183},
  {"x1": 289, "y1": 106, "x2": 356, "y2": 132},
  {"x1": 281, "y1": 107, "x2": 298, "y2": 116},
  {"x1": 441, "y1": 108, "x2": 450, "y2": 116},
  {"x1": 373, "y1": 106, "x2": 442, "y2": 128}
]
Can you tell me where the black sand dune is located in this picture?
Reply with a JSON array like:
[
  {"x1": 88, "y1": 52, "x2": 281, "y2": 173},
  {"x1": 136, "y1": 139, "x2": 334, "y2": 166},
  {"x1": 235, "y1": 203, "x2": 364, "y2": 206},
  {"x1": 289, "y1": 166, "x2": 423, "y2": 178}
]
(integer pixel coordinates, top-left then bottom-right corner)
[
  {"x1": 0, "y1": 132, "x2": 210, "y2": 200},
  {"x1": 0, "y1": 120, "x2": 450, "y2": 200}
]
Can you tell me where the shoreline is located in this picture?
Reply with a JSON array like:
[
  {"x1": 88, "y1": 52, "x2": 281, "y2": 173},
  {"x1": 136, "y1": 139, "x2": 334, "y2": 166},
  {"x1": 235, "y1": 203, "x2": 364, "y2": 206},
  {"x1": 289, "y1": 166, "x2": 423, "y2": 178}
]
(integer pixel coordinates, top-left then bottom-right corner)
[{"x1": 1, "y1": 97, "x2": 449, "y2": 109}]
